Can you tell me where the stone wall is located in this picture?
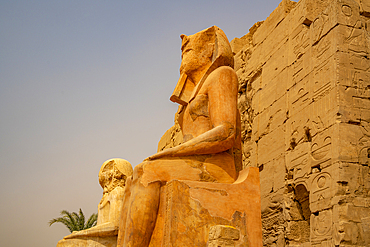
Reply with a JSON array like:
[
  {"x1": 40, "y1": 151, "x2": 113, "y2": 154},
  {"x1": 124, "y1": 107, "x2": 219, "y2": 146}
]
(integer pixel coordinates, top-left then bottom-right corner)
[{"x1": 231, "y1": 0, "x2": 370, "y2": 246}]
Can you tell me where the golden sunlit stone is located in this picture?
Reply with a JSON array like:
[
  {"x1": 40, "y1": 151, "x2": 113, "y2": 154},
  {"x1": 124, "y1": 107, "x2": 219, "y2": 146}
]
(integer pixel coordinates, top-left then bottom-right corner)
[{"x1": 57, "y1": 159, "x2": 133, "y2": 247}]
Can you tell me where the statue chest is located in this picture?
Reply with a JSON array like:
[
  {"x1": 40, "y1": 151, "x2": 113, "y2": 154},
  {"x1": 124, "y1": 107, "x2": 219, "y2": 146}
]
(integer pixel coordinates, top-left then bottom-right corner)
[{"x1": 182, "y1": 94, "x2": 211, "y2": 142}]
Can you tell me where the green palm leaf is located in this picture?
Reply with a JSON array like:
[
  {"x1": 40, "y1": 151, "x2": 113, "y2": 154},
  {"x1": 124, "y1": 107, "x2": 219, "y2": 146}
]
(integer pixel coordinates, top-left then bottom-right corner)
[
  {"x1": 49, "y1": 209, "x2": 97, "y2": 233},
  {"x1": 85, "y1": 213, "x2": 98, "y2": 229}
]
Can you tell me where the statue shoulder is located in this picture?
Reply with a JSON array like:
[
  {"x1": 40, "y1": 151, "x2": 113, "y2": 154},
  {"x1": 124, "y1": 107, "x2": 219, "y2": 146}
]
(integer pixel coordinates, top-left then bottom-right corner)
[{"x1": 206, "y1": 66, "x2": 238, "y2": 87}]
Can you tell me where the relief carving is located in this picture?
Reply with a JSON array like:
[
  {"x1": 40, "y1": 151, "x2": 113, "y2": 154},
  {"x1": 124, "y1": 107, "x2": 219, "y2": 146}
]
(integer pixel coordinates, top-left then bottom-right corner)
[
  {"x1": 311, "y1": 209, "x2": 333, "y2": 241},
  {"x1": 289, "y1": 77, "x2": 311, "y2": 117},
  {"x1": 310, "y1": 129, "x2": 332, "y2": 169},
  {"x1": 312, "y1": 13, "x2": 330, "y2": 45},
  {"x1": 337, "y1": 0, "x2": 361, "y2": 28},
  {"x1": 358, "y1": 121, "x2": 370, "y2": 165},
  {"x1": 290, "y1": 24, "x2": 311, "y2": 88},
  {"x1": 310, "y1": 172, "x2": 334, "y2": 212},
  {"x1": 312, "y1": 60, "x2": 335, "y2": 103},
  {"x1": 310, "y1": 88, "x2": 336, "y2": 136},
  {"x1": 346, "y1": 23, "x2": 369, "y2": 54},
  {"x1": 287, "y1": 143, "x2": 311, "y2": 182}
]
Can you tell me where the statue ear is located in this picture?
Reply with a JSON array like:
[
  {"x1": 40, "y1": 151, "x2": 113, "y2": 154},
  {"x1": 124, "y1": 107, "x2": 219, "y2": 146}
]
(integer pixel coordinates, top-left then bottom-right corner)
[
  {"x1": 180, "y1": 34, "x2": 189, "y2": 51},
  {"x1": 206, "y1": 43, "x2": 215, "y2": 59}
]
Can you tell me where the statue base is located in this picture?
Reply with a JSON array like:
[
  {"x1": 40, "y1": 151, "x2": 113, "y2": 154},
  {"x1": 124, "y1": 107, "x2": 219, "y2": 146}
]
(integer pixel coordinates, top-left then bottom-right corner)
[
  {"x1": 149, "y1": 167, "x2": 262, "y2": 247},
  {"x1": 57, "y1": 236, "x2": 117, "y2": 247}
]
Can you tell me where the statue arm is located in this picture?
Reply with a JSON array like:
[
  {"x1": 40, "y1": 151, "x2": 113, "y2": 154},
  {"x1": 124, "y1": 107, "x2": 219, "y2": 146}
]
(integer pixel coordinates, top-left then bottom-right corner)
[
  {"x1": 63, "y1": 222, "x2": 117, "y2": 239},
  {"x1": 147, "y1": 67, "x2": 238, "y2": 160}
]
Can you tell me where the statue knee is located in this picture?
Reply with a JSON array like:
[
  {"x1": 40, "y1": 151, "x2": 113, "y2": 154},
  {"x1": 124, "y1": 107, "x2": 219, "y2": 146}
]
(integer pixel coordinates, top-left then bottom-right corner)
[{"x1": 132, "y1": 162, "x2": 145, "y2": 180}]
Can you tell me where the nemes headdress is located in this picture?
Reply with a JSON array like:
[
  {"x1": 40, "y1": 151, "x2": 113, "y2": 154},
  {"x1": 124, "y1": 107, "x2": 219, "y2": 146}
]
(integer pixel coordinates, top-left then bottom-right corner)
[{"x1": 171, "y1": 26, "x2": 234, "y2": 105}]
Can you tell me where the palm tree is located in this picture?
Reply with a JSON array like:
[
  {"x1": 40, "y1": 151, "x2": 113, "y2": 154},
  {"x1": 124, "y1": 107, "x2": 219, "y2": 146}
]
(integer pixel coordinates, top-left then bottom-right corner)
[{"x1": 49, "y1": 208, "x2": 98, "y2": 233}]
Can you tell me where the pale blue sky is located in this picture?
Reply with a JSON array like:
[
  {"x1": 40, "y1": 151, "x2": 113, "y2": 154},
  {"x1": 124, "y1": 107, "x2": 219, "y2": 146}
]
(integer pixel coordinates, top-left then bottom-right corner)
[{"x1": 0, "y1": 0, "x2": 283, "y2": 246}]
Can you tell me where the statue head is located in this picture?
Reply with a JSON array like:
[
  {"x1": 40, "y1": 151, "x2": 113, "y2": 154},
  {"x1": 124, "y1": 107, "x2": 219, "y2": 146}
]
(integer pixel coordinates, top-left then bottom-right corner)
[
  {"x1": 179, "y1": 26, "x2": 234, "y2": 77},
  {"x1": 99, "y1": 158, "x2": 133, "y2": 194},
  {"x1": 171, "y1": 26, "x2": 234, "y2": 105}
]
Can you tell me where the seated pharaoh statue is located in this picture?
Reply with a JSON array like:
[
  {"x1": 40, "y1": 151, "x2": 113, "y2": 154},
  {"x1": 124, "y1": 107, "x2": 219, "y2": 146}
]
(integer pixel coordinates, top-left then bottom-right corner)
[
  {"x1": 56, "y1": 26, "x2": 262, "y2": 247},
  {"x1": 116, "y1": 26, "x2": 260, "y2": 247},
  {"x1": 56, "y1": 159, "x2": 133, "y2": 247}
]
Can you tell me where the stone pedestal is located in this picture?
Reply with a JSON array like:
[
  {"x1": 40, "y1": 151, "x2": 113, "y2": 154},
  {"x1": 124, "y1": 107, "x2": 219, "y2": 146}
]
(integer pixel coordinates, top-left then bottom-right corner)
[
  {"x1": 57, "y1": 236, "x2": 117, "y2": 247},
  {"x1": 149, "y1": 167, "x2": 262, "y2": 247}
]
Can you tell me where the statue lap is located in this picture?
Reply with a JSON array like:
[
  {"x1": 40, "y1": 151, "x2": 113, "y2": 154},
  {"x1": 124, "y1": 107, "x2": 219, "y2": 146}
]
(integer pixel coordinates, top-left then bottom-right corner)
[{"x1": 138, "y1": 152, "x2": 236, "y2": 187}]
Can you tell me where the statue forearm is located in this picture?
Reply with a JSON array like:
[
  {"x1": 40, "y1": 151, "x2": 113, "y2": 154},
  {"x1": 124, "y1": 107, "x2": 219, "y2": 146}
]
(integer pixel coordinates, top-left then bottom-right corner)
[
  {"x1": 63, "y1": 223, "x2": 118, "y2": 239},
  {"x1": 147, "y1": 122, "x2": 235, "y2": 160}
]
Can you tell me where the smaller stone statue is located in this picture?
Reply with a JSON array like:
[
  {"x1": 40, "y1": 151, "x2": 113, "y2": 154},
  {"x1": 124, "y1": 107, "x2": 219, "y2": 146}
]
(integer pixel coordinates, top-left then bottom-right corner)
[{"x1": 57, "y1": 158, "x2": 133, "y2": 247}]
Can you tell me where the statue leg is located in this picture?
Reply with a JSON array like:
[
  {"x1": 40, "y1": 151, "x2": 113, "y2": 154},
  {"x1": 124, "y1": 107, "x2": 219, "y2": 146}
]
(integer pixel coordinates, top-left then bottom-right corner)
[
  {"x1": 117, "y1": 176, "x2": 132, "y2": 246},
  {"x1": 118, "y1": 163, "x2": 161, "y2": 247}
]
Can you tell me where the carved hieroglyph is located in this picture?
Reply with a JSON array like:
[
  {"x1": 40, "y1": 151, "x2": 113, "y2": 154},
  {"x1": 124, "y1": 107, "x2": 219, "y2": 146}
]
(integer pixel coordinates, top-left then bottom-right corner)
[
  {"x1": 230, "y1": 0, "x2": 370, "y2": 246},
  {"x1": 57, "y1": 159, "x2": 133, "y2": 247}
]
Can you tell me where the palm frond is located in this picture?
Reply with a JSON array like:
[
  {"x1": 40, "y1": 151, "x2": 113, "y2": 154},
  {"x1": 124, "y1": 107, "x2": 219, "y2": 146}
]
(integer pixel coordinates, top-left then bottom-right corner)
[
  {"x1": 61, "y1": 210, "x2": 79, "y2": 232},
  {"x1": 49, "y1": 209, "x2": 98, "y2": 232},
  {"x1": 72, "y1": 208, "x2": 85, "y2": 230},
  {"x1": 48, "y1": 217, "x2": 75, "y2": 233},
  {"x1": 85, "y1": 213, "x2": 98, "y2": 229}
]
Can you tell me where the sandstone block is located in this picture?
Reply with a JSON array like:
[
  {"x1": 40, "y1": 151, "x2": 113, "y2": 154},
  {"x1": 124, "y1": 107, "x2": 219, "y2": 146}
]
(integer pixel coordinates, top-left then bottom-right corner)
[
  {"x1": 274, "y1": 155, "x2": 287, "y2": 192},
  {"x1": 338, "y1": 163, "x2": 363, "y2": 195},
  {"x1": 310, "y1": 87, "x2": 338, "y2": 134},
  {"x1": 355, "y1": 0, "x2": 370, "y2": 15},
  {"x1": 253, "y1": 98, "x2": 287, "y2": 142},
  {"x1": 338, "y1": 65, "x2": 370, "y2": 91},
  {"x1": 149, "y1": 167, "x2": 262, "y2": 247},
  {"x1": 310, "y1": 126, "x2": 333, "y2": 170},
  {"x1": 251, "y1": 76, "x2": 287, "y2": 125},
  {"x1": 288, "y1": 74, "x2": 311, "y2": 118},
  {"x1": 333, "y1": 203, "x2": 361, "y2": 223},
  {"x1": 310, "y1": 0, "x2": 361, "y2": 46},
  {"x1": 310, "y1": 167, "x2": 337, "y2": 212},
  {"x1": 253, "y1": 0, "x2": 297, "y2": 46},
  {"x1": 257, "y1": 125, "x2": 286, "y2": 165},
  {"x1": 333, "y1": 123, "x2": 363, "y2": 163},
  {"x1": 288, "y1": 0, "x2": 331, "y2": 31},
  {"x1": 242, "y1": 140, "x2": 258, "y2": 167},
  {"x1": 287, "y1": 23, "x2": 311, "y2": 69},
  {"x1": 310, "y1": 209, "x2": 333, "y2": 242},
  {"x1": 230, "y1": 33, "x2": 252, "y2": 56},
  {"x1": 287, "y1": 220, "x2": 310, "y2": 243},
  {"x1": 260, "y1": 161, "x2": 274, "y2": 196},
  {"x1": 338, "y1": 50, "x2": 370, "y2": 73},
  {"x1": 342, "y1": 221, "x2": 360, "y2": 244},
  {"x1": 285, "y1": 107, "x2": 310, "y2": 151},
  {"x1": 360, "y1": 216, "x2": 370, "y2": 245},
  {"x1": 257, "y1": 21, "x2": 289, "y2": 64},
  {"x1": 261, "y1": 41, "x2": 289, "y2": 89},
  {"x1": 312, "y1": 60, "x2": 336, "y2": 102}
]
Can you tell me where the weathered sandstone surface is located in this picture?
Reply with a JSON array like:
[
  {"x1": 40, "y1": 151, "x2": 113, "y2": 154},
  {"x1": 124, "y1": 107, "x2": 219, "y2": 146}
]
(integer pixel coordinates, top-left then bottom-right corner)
[
  {"x1": 232, "y1": 0, "x2": 370, "y2": 246},
  {"x1": 161, "y1": 0, "x2": 370, "y2": 246}
]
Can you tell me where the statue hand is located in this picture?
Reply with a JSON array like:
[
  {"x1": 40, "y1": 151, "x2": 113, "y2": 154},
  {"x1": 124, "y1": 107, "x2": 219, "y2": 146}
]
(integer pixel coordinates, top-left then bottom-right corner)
[
  {"x1": 64, "y1": 230, "x2": 84, "y2": 239},
  {"x1": 145, "y1": 147, "x2": 177, "y2": 161},
  {"x1": 145, "y1": 151, "x2": 165, "y2": 161}
]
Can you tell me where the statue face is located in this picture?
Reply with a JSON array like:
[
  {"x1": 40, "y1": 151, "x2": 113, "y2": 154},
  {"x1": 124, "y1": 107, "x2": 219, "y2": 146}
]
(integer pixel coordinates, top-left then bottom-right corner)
[
  {"x1": 101, "y1": 167, "x2": 113, "y2": 193},
  {"x1": 179, "y1": 33, "x2": 214, "y2": 79},
  {"x1": 99, "y1": 158, "x2": 132, "y2": 194}
]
